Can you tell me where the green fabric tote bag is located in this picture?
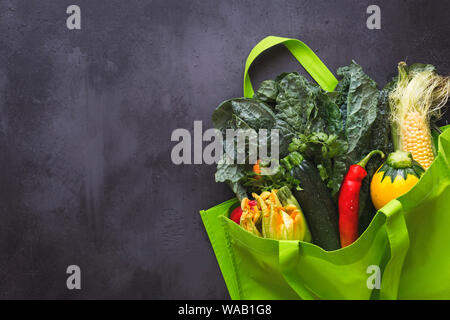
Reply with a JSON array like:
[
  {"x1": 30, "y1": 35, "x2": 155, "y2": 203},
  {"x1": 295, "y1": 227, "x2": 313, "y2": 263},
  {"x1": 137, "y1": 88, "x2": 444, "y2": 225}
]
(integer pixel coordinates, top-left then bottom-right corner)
[{"x1": 200, "y1": 36, "x2": 450, "y2": 300}]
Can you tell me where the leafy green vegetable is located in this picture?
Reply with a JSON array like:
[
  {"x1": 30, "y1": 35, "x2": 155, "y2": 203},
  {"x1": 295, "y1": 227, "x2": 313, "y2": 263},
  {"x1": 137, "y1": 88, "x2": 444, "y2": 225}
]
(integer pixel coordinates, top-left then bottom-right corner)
[
  {"x1": 287, "y1": 131, "x2": 348, "y2": 195},
  {"x1": 215, "y1": 160, "x2": 249, "y2": 200},
  {"x1": 275, "y1": 73, "x2": 326, "y2": 134},
  {"x1": 254, "y1": 80, "x2": 278, "y2": 104},
  {"x1": 212, "y1": 98, "x2": 279, "y2": 166},
  {"x1": 240, "y1": 164, "x2": 301, "y2": 195},
  {"x1": 212, "y1": 98, "x2": 277, "y2": 132},
  {"x1": 270, "y1": 73, "x2": 350, "y2": 196},
  {"x1": 333, "y1": 61, "x2": 383, "y2": 214},
  {"x1": 336, "y1": 61, "x2": 379, "y2": 155},
  {"x1": 319, "y1": 91, "x2": 344, "y2": 135},
  {"x1": 372, "y1": 82, "x2": 395, "y2": 157},
  {"x1": 212, "y1": 62, "x2": 390, "y2": 202}
]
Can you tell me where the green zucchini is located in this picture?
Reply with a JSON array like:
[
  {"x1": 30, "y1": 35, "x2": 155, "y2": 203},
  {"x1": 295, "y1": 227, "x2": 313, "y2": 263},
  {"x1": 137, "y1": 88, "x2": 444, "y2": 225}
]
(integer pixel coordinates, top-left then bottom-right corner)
[{"x1": 281, "y1": 152, "x2": 340, "y2": 251}]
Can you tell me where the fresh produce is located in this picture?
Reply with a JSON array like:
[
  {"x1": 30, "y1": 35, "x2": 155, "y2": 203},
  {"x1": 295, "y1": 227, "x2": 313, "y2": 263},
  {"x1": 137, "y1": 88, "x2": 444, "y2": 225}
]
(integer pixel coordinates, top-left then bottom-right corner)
[
  {"x1": 229, "y1": 206, "x2": 243, "y2": 224},
  {"x1": 213, "y1": 62, "x2": 389, "y2": 202},
  {"x1": 240, "y1": 160, "x2": 301, "y2": 195},
  {"x1": 216, "y1": 58, "x2": 448, "y2": 251},
  {"x1": 389, "y1": 62, "x2": 450, "y2": 169},
  {"x1": 368, "y1": 62, "x2": 448, "y2": 210},
  {"x1": 276, "y1": 187, "x2": 312, "y2": 242},
  {"x1": 370, "y1": 151, "x2": 425, "y2": 210},
  {"x1": 237, "y1": 189, "x2": 311, "y2": 241},
  {"x1": 281, "y1": 152, "x2": 340, "y2": 250},
  {"x1": 338, "y1": 150, "x2": 384, "y2": 248},
  {"x1": 252, "y1": 160, "x2": 261, "y2": 177},
  {"x1": 287, "y1": 131, "x2": 348, "y2": 192},
  {"x1": 239, "y1": 198, "x2": 261, "y2": 236}
]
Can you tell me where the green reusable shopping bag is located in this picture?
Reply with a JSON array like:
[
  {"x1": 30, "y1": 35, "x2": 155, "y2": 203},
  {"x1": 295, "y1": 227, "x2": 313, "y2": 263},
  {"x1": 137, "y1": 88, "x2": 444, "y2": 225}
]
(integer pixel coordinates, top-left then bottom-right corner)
[
  {"x1": 200, "y1": 36, "x2": 450, "y2": 300},
  {"x1": 396, "y1": 126, "x2": 450, "y2": 299}
]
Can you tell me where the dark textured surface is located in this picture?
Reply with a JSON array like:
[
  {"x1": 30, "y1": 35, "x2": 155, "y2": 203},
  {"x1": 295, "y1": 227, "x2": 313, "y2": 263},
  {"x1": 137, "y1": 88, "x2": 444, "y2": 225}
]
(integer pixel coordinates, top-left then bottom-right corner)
[{"x1": 0, "y1": 0, "x2": 448, "y2": 299}]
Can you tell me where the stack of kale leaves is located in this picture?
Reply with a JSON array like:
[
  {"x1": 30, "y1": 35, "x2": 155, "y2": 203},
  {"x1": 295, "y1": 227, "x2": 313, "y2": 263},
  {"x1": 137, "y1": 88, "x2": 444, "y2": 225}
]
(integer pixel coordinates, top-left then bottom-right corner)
[{"x1": 212, "y1": 61, "x2": 393, "y2": 232}]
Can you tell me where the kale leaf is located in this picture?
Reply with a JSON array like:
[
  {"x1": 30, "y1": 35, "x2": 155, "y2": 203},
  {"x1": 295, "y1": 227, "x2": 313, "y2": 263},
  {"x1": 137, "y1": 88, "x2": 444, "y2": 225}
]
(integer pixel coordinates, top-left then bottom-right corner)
[{"x1": 212, "y1": 62, "x2": 389, "y2": 202}]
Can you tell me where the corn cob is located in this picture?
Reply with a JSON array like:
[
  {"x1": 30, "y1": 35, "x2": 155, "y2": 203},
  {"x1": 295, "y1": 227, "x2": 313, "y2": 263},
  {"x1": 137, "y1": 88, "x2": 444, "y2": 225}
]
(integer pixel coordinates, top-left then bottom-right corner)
[
  {"x1": 401, "y1": 112, "x2": 434, "y2": 169},
  {"x1": 389, "y1": 62, "x2": 450, "y2": 169}
]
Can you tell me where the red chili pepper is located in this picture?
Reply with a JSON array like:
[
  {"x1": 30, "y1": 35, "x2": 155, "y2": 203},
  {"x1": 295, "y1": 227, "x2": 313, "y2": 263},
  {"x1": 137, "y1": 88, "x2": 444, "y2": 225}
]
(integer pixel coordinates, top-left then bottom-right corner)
[{"x1": 338, "y1": 150, "x2": 384, "y2": 248}]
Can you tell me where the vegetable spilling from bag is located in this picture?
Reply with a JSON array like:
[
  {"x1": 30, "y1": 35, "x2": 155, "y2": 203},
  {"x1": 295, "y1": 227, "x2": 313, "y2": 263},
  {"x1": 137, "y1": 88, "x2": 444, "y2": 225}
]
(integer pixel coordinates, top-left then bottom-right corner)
[{"x1": 213, "y1": 61, "x2": 449, "y2": 250}]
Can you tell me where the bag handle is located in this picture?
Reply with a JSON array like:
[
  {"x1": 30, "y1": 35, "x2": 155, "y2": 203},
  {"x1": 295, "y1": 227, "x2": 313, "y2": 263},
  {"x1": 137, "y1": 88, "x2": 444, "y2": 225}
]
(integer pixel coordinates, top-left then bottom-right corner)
[
  {"x1": 279, "y1": 241, "x2": 317, "y2": 300},
  {"x1": 243, "y1": 36, "x2": 338, "y2": 98},
  {"x1": 379, "y1": 200, "x2": 410, "y2": 300}
]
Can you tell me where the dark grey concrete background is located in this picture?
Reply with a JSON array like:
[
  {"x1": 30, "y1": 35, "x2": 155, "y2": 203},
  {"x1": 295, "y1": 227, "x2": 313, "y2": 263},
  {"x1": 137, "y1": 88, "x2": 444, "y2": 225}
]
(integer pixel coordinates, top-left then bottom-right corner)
[{"x1": 0, "y1": 0, "x2": 448, "y2": 299}]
